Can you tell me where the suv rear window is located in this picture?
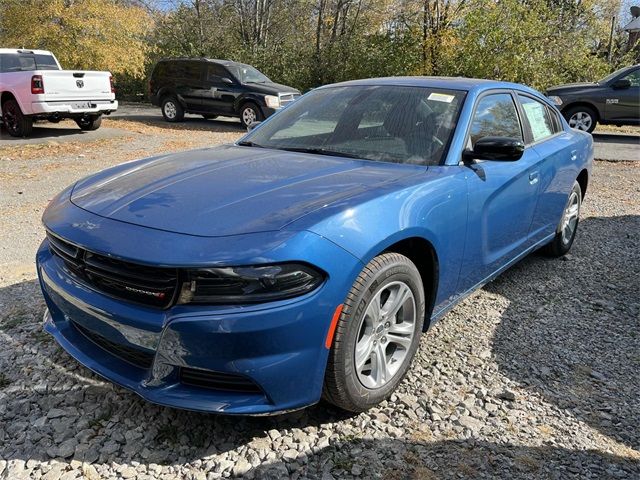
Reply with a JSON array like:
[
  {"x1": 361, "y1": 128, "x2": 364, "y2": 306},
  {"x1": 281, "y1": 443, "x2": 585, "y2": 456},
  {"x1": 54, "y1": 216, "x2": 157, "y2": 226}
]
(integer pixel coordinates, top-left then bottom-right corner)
[{"x1": 0, "y1": 53, "x2": 59, "y2": 72}]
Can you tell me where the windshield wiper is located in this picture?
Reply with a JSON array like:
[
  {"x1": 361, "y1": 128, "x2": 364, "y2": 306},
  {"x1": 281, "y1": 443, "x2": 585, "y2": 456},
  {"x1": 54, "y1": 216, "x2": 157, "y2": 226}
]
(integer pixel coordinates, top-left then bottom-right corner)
[
  {"x1": 277, "y1": 146, "x2": 361, "y2": 159},
  {"x1": 237, "y1": 140, "x2": 265, "y2": 148}
]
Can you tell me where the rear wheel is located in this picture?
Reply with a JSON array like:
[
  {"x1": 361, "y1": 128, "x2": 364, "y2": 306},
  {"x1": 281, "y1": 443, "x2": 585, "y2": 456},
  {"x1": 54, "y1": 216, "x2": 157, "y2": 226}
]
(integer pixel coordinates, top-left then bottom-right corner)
[
  {"x1": 564, "y1": 105, "x2": 597, "y2": 133},
  {"x1": 323, "y1": 253, "x2": 425, "y2": 412},
  {"x1": 2, "y1": 99, "x2": 33, "y2": 137},
  {"x1": 543, "y1": 181, "x2": 582, "y2": 257},
  {"x1": 161, "y1": 96, "x2": 184, "y2": 122},
  {"x1": 75, "y1": 115, "x2": 102, "y2": 131}
]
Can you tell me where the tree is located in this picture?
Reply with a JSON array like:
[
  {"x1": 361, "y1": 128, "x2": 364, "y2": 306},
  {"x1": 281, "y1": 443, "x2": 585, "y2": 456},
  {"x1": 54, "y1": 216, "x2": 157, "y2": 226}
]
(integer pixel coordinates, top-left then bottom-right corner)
[{"x1": 0, "y1": 0, "x2": 153, "y2": 78}]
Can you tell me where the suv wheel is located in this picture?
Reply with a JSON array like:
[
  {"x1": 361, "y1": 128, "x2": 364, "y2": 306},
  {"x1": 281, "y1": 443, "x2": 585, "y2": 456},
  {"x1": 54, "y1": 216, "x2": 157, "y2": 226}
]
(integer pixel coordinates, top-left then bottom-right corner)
[
  {"x1": 543, "y1": 181, "x2": 582, "y2": 257},
  {"x1": 2, "y1": 99, "x2": 33, "y2": 137},
  {"x1": 240, "y1": 103, "x2": 263, "y2": 128},
  {"x1": 323, "y1": 253, "x2": 425, "y2": 412},
  {"x1": 564, "y1": 105, "x2": 597, "y2": 133},
  {"x1": 161, "y1": 96, "x2": 184, "y2": 122},
  {"x1": 76, "y1": 115, "x2": 102, "y2": 131}
]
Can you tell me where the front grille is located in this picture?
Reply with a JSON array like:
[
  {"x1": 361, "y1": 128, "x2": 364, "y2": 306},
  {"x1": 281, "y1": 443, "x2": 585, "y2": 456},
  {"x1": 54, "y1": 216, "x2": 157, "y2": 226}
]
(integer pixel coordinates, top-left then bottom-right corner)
[
  {"x1": 72, "y1": 321, "x2": 155, "y2": 369},
  {"x1": 47, "y1": 232, "x2": 179, "y2": 308},
  {"x1": 279, "y1": 93, "x2": 300, "y2": 107},
  {"x1": 180, "y1": 367, "x2": 262, "y2": 393}
]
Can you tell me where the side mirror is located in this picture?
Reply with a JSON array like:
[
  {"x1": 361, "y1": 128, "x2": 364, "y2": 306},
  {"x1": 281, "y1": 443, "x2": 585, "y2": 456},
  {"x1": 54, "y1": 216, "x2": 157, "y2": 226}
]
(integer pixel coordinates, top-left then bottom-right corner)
[
  {"x1": 612, "y1": 78, "x2": 631, "y2": 89},
  {"x1": 246, "y1": 120, "x2": 262, "y2": 132},
  {"x1": 463, "y1": 136, "x2": 525, "y2": 162},
  {"x1": 221, "y1": 77, "x2": 234, "y2": 85}
]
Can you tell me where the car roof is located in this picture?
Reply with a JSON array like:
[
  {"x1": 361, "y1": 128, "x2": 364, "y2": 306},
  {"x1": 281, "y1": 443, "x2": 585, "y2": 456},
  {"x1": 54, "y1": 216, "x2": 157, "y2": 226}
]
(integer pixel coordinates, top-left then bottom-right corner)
[
  {"x1": 0, "y1": 48, "x2": 54, "y2": 55},
  {"x1": 323, "y1": 76, "x2": 542, "y2": 95}
]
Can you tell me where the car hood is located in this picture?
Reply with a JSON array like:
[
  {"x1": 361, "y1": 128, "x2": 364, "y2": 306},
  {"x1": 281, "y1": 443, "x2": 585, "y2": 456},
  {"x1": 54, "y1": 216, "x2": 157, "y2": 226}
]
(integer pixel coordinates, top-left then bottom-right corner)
[
  {"x1": 546, "y1": 82, "x2": 599, "y2": 95},
  {"x1": 70, "y1": 145, "x2": 418, "y2": 237},
  {"x1": 243, "y1": 81, "x2": 300, "y2": 95}
]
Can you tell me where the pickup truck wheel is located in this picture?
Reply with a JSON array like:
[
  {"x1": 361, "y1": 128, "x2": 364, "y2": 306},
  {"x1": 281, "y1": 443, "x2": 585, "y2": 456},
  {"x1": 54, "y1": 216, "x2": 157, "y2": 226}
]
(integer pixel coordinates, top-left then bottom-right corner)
[
  {"x1": 543, "y1": 181, "x2": 582, "y2": 257},
  {"x1": 161, "y1": 96, "x2": 184, "y2": 122},
  {"x1": 240, "y1": 103, "x2": 263, "y2": 128},
  {"x1": 75, "y1": 115, "x2": 102, "y2": 131},
  {"x1": 2, "y1": 99, "x2": 33, "y2": 137},
  {"x1": 564, "y1": 106, "x2": 597, "y2": 133},
  {"x1": 323, "y1": 253, "x2": 425, "y2": 412}
]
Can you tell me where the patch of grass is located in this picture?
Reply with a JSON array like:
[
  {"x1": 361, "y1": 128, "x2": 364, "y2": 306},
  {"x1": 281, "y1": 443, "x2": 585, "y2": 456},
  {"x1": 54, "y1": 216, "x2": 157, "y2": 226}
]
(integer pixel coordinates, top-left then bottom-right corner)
[
  {"x1": 31, "y1": 330, "x2": 52, "y2": 344},
  {"x1": 155, "y1": 424, "x2": 180, "y2": 445},
  {"x1": 515, "y1": 454, "x2": 541, "y2": 471},
  {"x1": 0, "y1": 373, "x2": 11, "y2": 389}
]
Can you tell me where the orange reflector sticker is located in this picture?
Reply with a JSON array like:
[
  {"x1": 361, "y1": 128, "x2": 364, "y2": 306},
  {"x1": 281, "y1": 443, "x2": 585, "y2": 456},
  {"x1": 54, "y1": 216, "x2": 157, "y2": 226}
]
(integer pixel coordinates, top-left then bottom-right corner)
[{"x1": 325, "y1": 304, "x2": 344, "y2": 349}]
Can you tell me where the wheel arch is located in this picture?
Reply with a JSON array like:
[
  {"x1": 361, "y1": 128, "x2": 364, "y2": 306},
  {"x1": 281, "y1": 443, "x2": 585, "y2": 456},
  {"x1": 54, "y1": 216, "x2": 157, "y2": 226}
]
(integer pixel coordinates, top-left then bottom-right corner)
[
  {"x1": 576, "y1": 168, "x2": 588, "y2": 199},
  {"x1": 380, "y1": 236, "x2": 439, "y2": 331},
  {"x1": 561, "y1": 101, "x2": 601, "y2": 121},
  {"x1": 235, "y1": 95, "x2": 264, "y2": 115}
]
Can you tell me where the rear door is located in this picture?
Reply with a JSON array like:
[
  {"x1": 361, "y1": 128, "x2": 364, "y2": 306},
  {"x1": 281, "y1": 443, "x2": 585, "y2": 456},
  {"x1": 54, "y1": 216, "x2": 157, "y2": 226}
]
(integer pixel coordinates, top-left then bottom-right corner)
[
  {"x1": 175, "y1": 61, "x2": 204, "y2": 111},
  {"x1": 516, "y1": 93, "x2": 577, "y2": 243},
  {"x1": 457, "y1": 91, "x2": 542, "y2": 291},
  {"x1": 605, "y1": 67, "x2": 640, "y2": 123}
]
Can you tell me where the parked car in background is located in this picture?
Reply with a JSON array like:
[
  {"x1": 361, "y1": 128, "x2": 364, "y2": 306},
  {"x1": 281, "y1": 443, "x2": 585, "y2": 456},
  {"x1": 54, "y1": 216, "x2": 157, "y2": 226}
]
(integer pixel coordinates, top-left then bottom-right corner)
[
  {"x1": 38, "y1": 77, "x2": 592, "y2": 414},
  {"x1": 148, "y1": 58, "x2": 300, "y2": 127},
  {"x1": 546, "y1": 64, "x2": 640, "y2": 133},
  {"x1": 0, "y1": 48, "x2": 117, "y2": 137}
]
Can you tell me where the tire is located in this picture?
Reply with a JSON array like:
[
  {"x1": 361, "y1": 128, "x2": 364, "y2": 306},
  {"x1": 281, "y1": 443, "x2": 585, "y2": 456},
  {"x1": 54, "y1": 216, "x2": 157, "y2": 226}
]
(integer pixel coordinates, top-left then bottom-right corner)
[
  {"x1": 239, "y1": 102, "x2": 263, "y2": 128},
  {"x1": 202, "y1": 114, "x2": 218, "y2": 120},
  {"x1": 323, "y1": 253, "x2": 425, "y2": 412},
  {"x1": 2, "y1": 99, "x2": 33, "y2": 137},
  {"x1": 161, "y1": 96, "x2": 184, "y2": 122},
  {"x1": 563, "y1": 105, "x2": 597, "y2": 133},
  {"x1": 543, "y1": 181, "x2": 582, "y2": 257},
  {"x1": 75, "y1": 115, "x2": 102, "y2": 131}
]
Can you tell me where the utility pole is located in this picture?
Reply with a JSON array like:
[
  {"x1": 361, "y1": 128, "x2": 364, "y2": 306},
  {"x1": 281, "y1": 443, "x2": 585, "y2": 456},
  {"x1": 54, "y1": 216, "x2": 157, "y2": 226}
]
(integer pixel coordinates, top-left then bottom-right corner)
[{"x1": 607, "y1": 15, "x2": 616, "y2": 63}]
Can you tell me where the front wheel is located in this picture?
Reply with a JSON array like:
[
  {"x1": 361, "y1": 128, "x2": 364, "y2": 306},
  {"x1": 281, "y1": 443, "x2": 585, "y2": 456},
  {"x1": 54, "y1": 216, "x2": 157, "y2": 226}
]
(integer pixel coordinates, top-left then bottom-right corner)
[
  {"x1": 543, "y1": 181, "x2": 582, "y2": 257},
  {"x1": 76, "y1": 115, "x2": 102, "y2": 131},
  {"x1": 2, "y1": 99, "x2": 33, "y2": 137},
  {"x1": 564, "y1": 106, "x2": 597, "y2": 133},
  {"x1": 323, "y1": 253, "x2": 425, "y2": 412},
  {"x1": 239, "y1": 103, "x2": 263, "y2": 128}
]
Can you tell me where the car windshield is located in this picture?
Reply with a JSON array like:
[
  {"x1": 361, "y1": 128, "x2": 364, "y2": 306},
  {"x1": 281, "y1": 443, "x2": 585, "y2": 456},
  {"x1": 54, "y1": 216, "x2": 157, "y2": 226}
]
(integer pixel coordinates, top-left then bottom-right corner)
[
  {"x1": 233, "y1": 65, "x2": 271, "y2": 84},
  {"x1": 598, "y1": 66, "x2": 634, "y2": 84},
  {"x1": 241, "y1": 85, "x2": 466, "y2": 166}
]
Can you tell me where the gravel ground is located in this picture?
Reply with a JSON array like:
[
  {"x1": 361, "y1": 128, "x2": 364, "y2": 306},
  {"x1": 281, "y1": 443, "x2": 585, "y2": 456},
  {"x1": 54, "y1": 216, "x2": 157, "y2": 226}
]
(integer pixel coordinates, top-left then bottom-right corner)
[{"x1": 0, "y1": 118, "x2": 639, "y2": 479}]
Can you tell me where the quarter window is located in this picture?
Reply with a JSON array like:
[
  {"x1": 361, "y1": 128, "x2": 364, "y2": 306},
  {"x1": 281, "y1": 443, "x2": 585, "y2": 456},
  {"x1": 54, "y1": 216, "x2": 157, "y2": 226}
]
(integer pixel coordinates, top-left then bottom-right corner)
[
  {"x1": 469, "y1": 94, "x2": 522, "y2": 146},
  {"x1": 518, "y1": 95, "x2": 555, "y2": 142}
]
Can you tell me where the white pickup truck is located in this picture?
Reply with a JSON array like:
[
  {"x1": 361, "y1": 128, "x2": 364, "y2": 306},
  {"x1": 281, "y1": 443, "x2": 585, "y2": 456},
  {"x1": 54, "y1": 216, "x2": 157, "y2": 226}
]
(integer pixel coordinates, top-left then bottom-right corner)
[{"x1": 0, "y1": 48, "x2": 118, "y2": 137}]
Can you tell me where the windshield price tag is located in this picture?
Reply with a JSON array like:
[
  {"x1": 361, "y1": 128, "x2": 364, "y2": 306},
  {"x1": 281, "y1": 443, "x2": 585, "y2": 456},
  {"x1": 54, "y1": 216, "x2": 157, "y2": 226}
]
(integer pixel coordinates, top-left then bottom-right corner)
[{"x1": 428, "y1": 92, "x2": 455, "y2": 103}]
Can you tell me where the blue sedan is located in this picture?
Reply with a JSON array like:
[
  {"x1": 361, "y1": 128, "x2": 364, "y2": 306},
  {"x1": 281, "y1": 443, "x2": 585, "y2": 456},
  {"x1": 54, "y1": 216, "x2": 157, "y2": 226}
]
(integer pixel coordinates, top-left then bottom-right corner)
[{"x1": 36, "y1": 77, "x2": 592, "y2": 414}]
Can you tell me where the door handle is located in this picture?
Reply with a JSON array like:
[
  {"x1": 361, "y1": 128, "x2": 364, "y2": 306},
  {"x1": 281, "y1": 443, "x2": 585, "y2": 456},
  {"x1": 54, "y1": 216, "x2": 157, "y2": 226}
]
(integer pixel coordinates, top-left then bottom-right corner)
[
  {"x1": 529, "y1": 171, "x2": 539, "y2": 185},
  {"x1": 570, "y1": 150, "x2": 578, "y2": 161}
]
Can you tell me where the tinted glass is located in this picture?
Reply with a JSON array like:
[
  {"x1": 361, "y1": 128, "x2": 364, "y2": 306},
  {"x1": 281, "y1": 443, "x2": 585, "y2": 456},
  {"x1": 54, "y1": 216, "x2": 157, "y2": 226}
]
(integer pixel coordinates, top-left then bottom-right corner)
[
  {"x1": 0, "y1": 53, "x2": 58, "y2": 72},
  {"x1": 518, "y1": 95, "x2": 556, "y2": 142},
  {"x1": 206, "y1": 64, "x2": 229, "y2": 83},
  {"x1": 469, "y1": 94, "x2": 522, "y2": 146},
  {"x1": 231, "y1": 65, "x2": 271, "y2": 84},
  {"x1": 622, "y1": 69, "x2": 640, "y2": 87},
  {"x1": 243, "y1": 85, "x2": 465, "y2": 166}
]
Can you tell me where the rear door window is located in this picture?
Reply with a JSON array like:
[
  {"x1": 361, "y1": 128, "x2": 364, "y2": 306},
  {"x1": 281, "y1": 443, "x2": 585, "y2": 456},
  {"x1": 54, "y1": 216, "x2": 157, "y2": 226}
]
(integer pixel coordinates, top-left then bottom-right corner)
[{"x1": 517, "y1": 95, "x2": 556, "y2": 142}]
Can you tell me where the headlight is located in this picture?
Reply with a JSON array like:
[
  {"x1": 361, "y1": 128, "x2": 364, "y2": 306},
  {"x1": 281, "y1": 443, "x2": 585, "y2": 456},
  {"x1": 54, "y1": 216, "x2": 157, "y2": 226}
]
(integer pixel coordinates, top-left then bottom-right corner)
[
  {"x1": 264, "y1": 95, "x2": 281, "y2": 109},
  {"x1": 548, "y1": 95, "x2": 563, "y2": 106},
  {"x1": 177, "y1": 263, "x2": 324, "y2": 305}
]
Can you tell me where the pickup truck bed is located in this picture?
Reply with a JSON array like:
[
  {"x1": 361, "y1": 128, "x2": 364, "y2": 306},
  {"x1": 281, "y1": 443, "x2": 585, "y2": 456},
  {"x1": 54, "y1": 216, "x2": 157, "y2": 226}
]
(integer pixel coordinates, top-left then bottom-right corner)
[{"x1": 0, "y1": 48, "x2": 118, "y2": 137}]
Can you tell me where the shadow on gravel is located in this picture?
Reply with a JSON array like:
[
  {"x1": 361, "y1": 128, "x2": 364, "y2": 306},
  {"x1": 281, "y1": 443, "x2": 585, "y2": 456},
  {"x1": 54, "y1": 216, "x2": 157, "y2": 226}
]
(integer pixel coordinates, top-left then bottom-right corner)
[
  {"x1": 246, "y1": 437, "x2": 639, "y2": 479},
  {"x1": 0, "y1": 279, "x2": 354, "y2": 466},
  {"x1": 488, "y1": 215, "x2": 640, "y2": 450},
  {"x1": 108, "y1": 115, "x2": 245, "y2": 134}
]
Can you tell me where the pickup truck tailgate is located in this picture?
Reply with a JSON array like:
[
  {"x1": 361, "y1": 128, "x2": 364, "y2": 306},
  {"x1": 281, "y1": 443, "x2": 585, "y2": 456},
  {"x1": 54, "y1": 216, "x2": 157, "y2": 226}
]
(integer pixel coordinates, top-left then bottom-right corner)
[{"x1": 41, "y1": 71, "x2": 112, "y2": 101}]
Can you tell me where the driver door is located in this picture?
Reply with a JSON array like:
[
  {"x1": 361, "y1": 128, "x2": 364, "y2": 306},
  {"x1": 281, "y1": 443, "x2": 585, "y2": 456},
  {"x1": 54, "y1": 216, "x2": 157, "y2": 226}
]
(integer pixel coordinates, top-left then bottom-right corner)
[{"x1": 456, "y1": 91, "x2": 541, "y2": 292}]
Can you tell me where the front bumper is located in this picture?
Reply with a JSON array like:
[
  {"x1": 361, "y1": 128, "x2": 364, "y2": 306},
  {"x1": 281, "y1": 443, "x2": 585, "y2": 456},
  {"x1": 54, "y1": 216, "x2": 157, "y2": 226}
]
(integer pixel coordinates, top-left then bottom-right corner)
[
  {"x1": 36, "y1": 227, "x2": 361, "y2": 414},
  {"x1": 31, "y1": 99, "x2": 118, "y2": 116}
]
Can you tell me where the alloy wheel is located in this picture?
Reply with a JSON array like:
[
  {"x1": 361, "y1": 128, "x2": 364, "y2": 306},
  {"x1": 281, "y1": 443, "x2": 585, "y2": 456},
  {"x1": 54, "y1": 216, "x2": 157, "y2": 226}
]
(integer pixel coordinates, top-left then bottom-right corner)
[
  {"x1": 561, "y1": 190, "x2": 581, "y2": 245},
  {"x1": 354, "y1": 281, "x2": 416, "y2": 389},
  {"x1": 163, "y1": 101, "x2": 177, "y2": 120},
  {"x1": 242, "y1": 107, "x2": 257, "y2": 126},
  {"x1": 3, "y1": 105, "x2": 18, "y2": 135},
  {"x1": 568, "y1": 112, "x2": 593, "y2": 132}
]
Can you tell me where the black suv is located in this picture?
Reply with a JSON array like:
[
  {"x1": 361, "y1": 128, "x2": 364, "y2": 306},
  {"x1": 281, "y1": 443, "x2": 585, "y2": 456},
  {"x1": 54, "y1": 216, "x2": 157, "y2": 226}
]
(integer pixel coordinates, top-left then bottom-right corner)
[
  {"x1": 545, "y1": 64, "x2": 640, "y2": 133},
  {"x1": 149, "y1": 58, "x2": 300, "y2": 127}
]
